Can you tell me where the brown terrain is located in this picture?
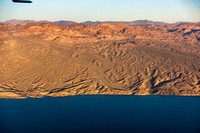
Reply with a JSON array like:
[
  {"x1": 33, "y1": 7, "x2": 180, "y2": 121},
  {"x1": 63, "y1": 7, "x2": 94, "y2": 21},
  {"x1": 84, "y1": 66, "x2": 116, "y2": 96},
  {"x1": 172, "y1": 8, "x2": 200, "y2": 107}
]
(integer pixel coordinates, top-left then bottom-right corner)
[{"x1": 0, "y1": 22, "x2": 200, "y2": 98}]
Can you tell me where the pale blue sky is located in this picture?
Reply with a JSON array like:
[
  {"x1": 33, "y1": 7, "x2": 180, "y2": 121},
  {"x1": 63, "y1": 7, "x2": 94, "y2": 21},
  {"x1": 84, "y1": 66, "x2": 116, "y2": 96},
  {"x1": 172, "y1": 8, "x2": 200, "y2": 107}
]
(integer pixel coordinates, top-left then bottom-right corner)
[{"x1": 0, "y1": 0, "x2": 200, "y2": 23}]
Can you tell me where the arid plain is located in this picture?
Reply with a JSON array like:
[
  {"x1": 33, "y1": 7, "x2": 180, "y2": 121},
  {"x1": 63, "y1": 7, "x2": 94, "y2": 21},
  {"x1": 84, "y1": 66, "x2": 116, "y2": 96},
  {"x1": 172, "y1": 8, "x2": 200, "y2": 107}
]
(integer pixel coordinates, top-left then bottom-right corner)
[{"x1": 0, "y1": 22, "x2": 200, "y2": 98}]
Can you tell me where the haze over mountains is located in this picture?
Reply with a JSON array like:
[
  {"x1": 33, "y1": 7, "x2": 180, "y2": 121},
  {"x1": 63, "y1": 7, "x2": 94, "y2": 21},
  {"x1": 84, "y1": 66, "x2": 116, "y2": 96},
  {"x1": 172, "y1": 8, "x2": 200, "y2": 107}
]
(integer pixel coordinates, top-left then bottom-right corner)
[
  {"x1": 0, "y1": 21, "x2": 200, "y2": 98},
  {"x1": 2, "y1": 19, "x2": 200, "y2": 26}
]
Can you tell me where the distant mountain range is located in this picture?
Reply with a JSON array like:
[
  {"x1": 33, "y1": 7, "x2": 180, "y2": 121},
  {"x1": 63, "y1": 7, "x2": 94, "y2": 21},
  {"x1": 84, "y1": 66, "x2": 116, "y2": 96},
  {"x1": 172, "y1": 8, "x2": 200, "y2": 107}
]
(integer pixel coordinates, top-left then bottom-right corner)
[
  {"x1": 81, "y1": 20, "x2": 169, "y2": 26},
  {"x1": 2, "y1": 19, "x2": 200, "y2": 26}
]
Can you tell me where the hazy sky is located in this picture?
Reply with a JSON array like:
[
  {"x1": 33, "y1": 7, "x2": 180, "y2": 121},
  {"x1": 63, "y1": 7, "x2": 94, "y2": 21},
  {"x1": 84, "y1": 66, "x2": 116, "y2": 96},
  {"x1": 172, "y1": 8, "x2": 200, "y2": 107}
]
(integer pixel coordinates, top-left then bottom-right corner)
[{"x1": 0, "y1": 0, "x2": 200, "y2": 23}]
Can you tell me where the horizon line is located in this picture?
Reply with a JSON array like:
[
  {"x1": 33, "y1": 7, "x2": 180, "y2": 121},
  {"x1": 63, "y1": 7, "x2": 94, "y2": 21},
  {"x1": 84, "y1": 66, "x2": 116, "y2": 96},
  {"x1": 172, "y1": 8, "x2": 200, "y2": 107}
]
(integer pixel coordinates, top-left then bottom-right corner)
[{"x1": 1, "y1": 19, "x2": 200, "y2": 24}]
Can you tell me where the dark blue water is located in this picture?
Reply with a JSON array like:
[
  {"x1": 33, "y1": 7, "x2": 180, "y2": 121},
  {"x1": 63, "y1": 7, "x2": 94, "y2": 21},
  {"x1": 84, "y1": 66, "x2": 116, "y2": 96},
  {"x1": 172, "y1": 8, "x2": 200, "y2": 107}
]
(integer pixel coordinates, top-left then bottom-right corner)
[{"x1": 0, "y1": 95, "x2": 200, "y2": 133}]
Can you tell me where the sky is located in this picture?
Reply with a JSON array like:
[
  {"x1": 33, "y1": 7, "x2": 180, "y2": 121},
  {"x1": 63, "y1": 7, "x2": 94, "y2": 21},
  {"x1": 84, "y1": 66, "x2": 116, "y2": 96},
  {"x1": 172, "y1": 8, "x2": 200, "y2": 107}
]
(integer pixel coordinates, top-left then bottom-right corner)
[{"x1": 0, "y1": 0, "x2": 200, "y2": 23}]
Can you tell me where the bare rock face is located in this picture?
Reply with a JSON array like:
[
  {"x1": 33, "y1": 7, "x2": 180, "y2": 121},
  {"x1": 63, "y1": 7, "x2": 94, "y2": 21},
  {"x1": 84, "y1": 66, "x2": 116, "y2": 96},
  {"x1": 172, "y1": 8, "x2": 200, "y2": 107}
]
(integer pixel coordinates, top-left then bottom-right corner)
[{"x1": 0, "y1": 23, "x2": 200, "y2": 98}]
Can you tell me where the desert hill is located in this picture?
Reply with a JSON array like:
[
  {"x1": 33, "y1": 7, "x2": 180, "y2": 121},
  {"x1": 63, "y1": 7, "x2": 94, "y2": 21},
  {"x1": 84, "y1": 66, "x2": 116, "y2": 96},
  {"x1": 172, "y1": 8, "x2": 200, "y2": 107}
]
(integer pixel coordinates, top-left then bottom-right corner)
[{"x1": 0, "y1": 22, "x2": 200, "y2": 98}]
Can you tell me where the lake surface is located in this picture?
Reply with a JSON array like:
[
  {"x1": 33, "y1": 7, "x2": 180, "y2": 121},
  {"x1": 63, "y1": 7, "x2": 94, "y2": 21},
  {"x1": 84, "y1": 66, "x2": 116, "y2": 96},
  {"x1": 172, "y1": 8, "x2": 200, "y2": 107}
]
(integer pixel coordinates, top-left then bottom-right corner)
[{"x1": 0, "y1": 95, "x2": 200, "y2": 133}]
